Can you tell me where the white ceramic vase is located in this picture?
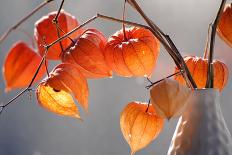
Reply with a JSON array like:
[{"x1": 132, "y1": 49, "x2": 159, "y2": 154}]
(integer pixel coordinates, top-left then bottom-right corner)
[{"x1": 168, "y1": 89, "x2": 232, "y2": 155}]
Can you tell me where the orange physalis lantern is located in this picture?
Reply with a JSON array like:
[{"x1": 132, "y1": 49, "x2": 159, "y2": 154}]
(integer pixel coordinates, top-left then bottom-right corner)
[
  {"x1": 34, "y1": 10, "x2": 84, "y2": 60},
  {"x1": 120, "y1": 101, "x2": 164, "y2": 155},
  {"x1": 105, "y1": 27, "x2": 160, "y2": 77},
  {"x1": 36, "y1": 83, "x2": 81, "y2": 119},
  {"x1": 150, "y1": 79, "x2": 192, "y2": 119},
  {"x1": 174, "y1": 56, "x2": 229, "y2": 91},
  {"x1": 61, "y1": 29, "x2": 112, "y2": 78},
  {"x1": 218, "y1": 3, "x2": 232, "y2": 47},
  {"x1": 3, "y1": 41, "x2": 46, "y2": 92},
  {"x1": 36, "y1": 63, "x2": 89, "y2": 118}
]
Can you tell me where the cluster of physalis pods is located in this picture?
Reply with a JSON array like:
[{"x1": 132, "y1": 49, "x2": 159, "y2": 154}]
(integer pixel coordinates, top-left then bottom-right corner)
[{"x1": 0, "y1": 0, "x2": 232, "y2": 154}]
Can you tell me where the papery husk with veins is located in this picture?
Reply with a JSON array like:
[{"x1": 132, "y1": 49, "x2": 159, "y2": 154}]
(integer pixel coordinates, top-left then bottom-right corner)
[
  {"x1": 120, "y1": 101, "x2": 164, "y2": 155},
  {"x1": 36, "y1": 63, "x2": 89, "y2": 119},
  {"x1": 36, "y1": 82, "x2": 81, "y2": 119},
  {"x1": 61, "y1": 29, "x2": 112, "y2": 79},
  {"x1": 150, "y1": 78, "x2": 192, "y2": 120},
  {"x1": 218, "y1": 3, "x2": 232, "y2": 48}
]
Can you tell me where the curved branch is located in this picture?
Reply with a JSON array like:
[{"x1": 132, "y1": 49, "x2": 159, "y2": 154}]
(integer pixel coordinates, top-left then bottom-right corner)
[
  {"x1": 0, "y1": 0, "x2": 54, "y2": 44},
  {"x1": 206, "y1": 0, "x2": 227, "y2": 88}
]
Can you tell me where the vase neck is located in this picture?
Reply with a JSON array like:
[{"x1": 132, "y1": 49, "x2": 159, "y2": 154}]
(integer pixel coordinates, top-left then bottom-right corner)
[{"x1": 191, "y1": 89, "x2": 220, "y2": 105}]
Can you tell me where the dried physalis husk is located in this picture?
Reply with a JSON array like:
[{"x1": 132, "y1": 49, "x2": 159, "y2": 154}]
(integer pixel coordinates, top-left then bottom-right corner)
[
  {"x1": 61, "y1": 29, "x2": 112, "y2": 78},
  {"x1": 34, "y1": 10, "x2": 84, "y2": 60},
  {"x1": 36, "y1": 63, "x2": 89, "y2": 119},
  {"x1": 3, "y1": 41, "x2": 46, "y2": 92},
  {"x1": 105, "y1": 27, "x2": 160, "y2": 77},
  {"x1": 218, "y1": 3, "x2": 232, "y2": 47},
  {"x1": 150, "y1": 78, "x2": 192, "y2": 119},
  {"x1": 174, "y1": 56, "x2": 229, "y2": 91},
  {"x1": 36, "y1": 82, "x2": 81, "y2": 119},
  {"x1": 120, "y1": 101, "x2": 164, "y2": 155}
]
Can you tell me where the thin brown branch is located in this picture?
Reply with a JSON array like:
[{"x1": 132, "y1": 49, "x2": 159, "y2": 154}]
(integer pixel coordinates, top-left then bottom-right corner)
[
  {"x1": 52, "y1": 0, "x2": 75, "y2": 43},
  {"x1": 46, "y1": 15, "x2": 98, "y2": 49},
  {"x1": 55, "y1": 24, "x2": 75, "y2": 44},
  {"x1": 55, "y1": 25, "x2": 64, "y2": 52},
  {"x1": 122, "y1": 0, "x2": 128, "y2": 41},
  {"x1": 0, "y1": 0, "x2": 54, "y2": 44},
  {"x1": 0, "y1": 88, "x2": 28, "y2": 115},
  {"x1": 46, "y1": 13, "x2": 183, "y2": 73},
  {"x1": 146, "y1": 77, "x2": 153, "y2": 85},
  {"x1": 0, "y1": 46, "x2": 49, "y2": 114},
  {"x1": 42, "y1": 38, "x2": 50, "y2": 77},
  {"x1": 45, "y1": 13, "x2": 180, "y2": 70},
  {"x1": 0, "y1": 14, "x2": 150, "y2": 115},
  {"x1": 145, "y1": 99, "x2": 151, "y2": 113},
  {"x1": 53, "y1": 0, "x2": 65, "y2": 23},
  {"x1": 45, "y1": 59, "x2": 49, "y2": 77},
  {"x1": 127, "y1": 0, "x2": 164, "y2": 38},
  {"x1": 203, "y1": 23, "x2": 213, "y2": 59},
  {"x1": 163, "y1": 35, "x2": 193, "y2": 89},
  {"x1": 0, "y1": 14, "x2": 95, "y2": 114},
  {"x1": 46, "y1": 14, "x2": 158, "y2": 49},
  {"x1": 145, "y1": 70, "x2": 184, "y2": 89},
  {"x1": 52, "y1": 0, "x2": 65, "y2": 52},
  {"x1": 98, "y1": 14, "x2": 183, "y2": 68},
  {"x1": 206, "y1": 0, "x2": 227, "y2": 88}
]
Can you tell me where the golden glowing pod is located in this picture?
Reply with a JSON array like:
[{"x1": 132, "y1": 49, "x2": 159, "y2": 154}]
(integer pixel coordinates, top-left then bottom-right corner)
[{"x1": 120, "y1": 101, "x2": 164, "y2": 155}]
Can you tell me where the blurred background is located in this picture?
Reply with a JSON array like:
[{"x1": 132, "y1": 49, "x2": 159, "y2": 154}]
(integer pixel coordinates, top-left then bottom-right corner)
[{"x1": 0, "y1": 0, "x2": 232, "y2": 155}]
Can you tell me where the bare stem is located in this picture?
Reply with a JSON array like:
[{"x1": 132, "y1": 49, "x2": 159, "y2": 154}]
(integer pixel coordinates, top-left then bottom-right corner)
[
  {"x1": 45, "y1": 13, "x2": 180, "y2": 72},
  {"x1": 56, "y1": 24, "x2": 75, "y2": 44},
  {"x1": 0, "y1": 88, "x2": 28, "y2": 115},
  {"x1": 145, "y1": 70, "x2": 183, "y2": 89},
  {"x1": 46, "y1": 15, "x2": 98, "y2": 48},
  {"x1": 145, "y1": 99, "x2": 151, "y2": 113},
  {"x1": 0, "y1": 46, "x2": 49, "y2": 114},
  {"x1": 45, "y1": 59, "x2": 49, "y2": 77},
  {"x1": 122, "y1": 0, "x2": 128, "y2": 41},
  {"x1": 42, "y1": 38, "x2": 50, "y2": 77},
  {"x1": 203, "y1": 23, "x2": 212, "y2": 59},
  {"x1": 45, "y1": 13, "x2": 187, "y2": 85},
  {"x1": 1, "y1": 14, "x2": 170, "y2": 115},
  {"x1": 55, "y1": 25, "x2": 64, "y2": 52},
  {"x1": 146, "y1": 77, "x2": 153, "y2": 85},
  {"x1": 163, "y1": 35, "x2": 193, "y2": 89},
  {"x1": 206, "y1": 0, "x2": 227, "y2": 88},
  {"x1": 0, "y1": 0, "x2": 54, "y2": 44},
  {"x1": 52, "y1": 0, "x2": 66, "y2": 52},
  {"x1": 0, "y1": 1, "x2": 69, "y2": 114},
  {"x1": 53, "y1": 0, "x2": 65, "y2": 22}
]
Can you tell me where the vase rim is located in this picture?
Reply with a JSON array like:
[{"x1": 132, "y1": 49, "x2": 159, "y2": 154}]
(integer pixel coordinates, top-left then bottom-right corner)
[{"x1": 193, "y1": 88, "x2": 220, "y2": 93}]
